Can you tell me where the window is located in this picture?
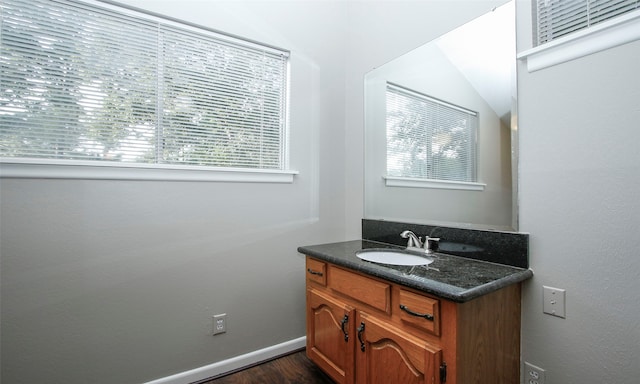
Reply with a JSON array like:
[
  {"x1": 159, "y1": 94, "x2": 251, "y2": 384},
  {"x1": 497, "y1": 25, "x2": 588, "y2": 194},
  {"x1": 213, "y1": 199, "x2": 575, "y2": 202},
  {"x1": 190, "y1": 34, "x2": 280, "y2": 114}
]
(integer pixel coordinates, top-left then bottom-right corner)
[
  {"x1": 535, "y1": 0, "x2": 639, "y2": 45},
  {"x1": 519, "y1": 0, "x2": 640, "y2": 72},
  {"x1": 385, "y1": 83, "x2": 478, "y2": 184},
  {"x1": 0, "y1": 0, "x2": 291, "y2": 179}
]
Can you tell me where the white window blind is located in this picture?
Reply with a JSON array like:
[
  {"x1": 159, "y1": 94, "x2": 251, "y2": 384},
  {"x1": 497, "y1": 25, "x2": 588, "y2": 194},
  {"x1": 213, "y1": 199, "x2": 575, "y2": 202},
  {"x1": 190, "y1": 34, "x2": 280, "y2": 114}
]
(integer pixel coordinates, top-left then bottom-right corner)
[
  {"x1": 0, "y1": 0, "x2": 289, "y2": 171},
  {"x1": 535, "y1": 0, "x2": 640, "y2": 45},
  {"x1": 386, "y1": 83, "x2": 478, "y2": 183}
]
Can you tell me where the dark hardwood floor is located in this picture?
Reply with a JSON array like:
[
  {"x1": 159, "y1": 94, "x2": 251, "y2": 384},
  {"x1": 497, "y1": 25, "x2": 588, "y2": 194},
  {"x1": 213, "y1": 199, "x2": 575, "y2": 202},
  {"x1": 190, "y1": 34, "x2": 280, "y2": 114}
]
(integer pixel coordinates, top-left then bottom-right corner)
[{"x1": 198, "y1": 350, "x2": 334, "y2": 384}]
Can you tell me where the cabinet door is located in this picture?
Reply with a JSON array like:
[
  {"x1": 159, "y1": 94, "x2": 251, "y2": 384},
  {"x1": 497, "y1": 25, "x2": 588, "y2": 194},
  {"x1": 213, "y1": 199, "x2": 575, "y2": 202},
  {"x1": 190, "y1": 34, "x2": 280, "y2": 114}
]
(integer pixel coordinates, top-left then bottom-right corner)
[
  {"x1": 307, "y1": 288, "x2": 356, "y2": 384},
  {"x1": 356, "y1": 312, "x2": 442, "y2": 384}
]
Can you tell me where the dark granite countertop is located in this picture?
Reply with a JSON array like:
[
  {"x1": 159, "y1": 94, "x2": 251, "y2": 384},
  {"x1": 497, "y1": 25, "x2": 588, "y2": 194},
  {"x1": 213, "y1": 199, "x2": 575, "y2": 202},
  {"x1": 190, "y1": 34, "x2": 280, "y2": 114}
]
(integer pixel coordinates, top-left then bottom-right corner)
[{"x1": 298, "y1": 239, "x2": 533, "y2": 303}]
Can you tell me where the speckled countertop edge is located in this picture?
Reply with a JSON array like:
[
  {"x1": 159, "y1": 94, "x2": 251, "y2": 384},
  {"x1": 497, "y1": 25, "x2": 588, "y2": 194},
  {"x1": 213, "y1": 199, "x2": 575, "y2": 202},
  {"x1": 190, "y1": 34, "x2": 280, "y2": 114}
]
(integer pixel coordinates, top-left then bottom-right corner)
[{"x1": 298, "y1": 239, "x2": 533, "y2": 303}]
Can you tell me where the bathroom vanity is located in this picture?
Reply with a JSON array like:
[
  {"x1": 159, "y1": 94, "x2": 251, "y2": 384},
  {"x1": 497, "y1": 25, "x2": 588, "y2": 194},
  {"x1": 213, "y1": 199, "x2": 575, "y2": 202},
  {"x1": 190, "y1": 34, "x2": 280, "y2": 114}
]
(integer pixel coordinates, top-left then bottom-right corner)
[{"x1": 298, "y1": 235, "x2": 532, "y2": 384}]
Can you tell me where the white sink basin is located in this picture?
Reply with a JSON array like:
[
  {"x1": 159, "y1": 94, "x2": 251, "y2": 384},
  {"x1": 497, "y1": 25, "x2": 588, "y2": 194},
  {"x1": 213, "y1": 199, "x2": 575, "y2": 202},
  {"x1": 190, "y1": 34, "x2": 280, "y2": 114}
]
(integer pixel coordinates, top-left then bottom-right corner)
[{"x1": 356, "y1": 249, "x2": 434, "y2": 266}]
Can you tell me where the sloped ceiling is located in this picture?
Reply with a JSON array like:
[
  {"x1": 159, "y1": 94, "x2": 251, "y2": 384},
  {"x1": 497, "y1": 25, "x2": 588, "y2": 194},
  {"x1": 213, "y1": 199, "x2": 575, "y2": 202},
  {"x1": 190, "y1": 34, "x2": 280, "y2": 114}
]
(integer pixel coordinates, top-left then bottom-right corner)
[{"x1": 436, "y1": 2, "x2": 515, "y2": 122}]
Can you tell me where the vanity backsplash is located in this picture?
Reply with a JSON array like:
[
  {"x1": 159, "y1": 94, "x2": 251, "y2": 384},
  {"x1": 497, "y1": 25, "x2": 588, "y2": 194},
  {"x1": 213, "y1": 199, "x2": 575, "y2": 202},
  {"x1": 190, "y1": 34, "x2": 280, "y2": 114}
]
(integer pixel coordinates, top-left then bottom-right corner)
[{"x1": 362, "y1": 219, "x2": 529, "y2": 269}]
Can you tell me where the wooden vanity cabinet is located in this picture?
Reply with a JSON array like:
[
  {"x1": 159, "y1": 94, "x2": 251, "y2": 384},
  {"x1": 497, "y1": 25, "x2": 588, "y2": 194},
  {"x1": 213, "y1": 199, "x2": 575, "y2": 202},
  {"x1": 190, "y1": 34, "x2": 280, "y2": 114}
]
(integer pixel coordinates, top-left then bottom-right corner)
[{"x1": 305, "y1": 256, "x2": 521, "y2": 384}]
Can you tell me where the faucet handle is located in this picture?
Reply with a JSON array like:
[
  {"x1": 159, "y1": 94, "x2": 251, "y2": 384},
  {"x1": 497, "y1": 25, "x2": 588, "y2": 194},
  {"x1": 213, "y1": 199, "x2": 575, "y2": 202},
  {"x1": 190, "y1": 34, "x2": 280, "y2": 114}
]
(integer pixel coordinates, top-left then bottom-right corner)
[{"x1": 423, "y1": 236, "x2": 440, "y2": 252}]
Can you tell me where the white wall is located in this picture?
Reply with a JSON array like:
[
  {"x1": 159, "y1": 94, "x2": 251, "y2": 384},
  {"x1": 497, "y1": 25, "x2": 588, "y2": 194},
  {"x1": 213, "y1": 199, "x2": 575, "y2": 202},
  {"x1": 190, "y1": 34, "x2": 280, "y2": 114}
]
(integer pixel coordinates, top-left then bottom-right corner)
[
  {"x1": 0, "y1": 2, "x2": 511, "y2": 383},
  {"x1": 516, "y1": 2, "x2": 640, "y2": 383},
  {"x1": 1, "y1": 1, "x2": 349, "y2": 383},
  {"x1": 10, "y1": 1, "x2": 634, "y2": 384}
]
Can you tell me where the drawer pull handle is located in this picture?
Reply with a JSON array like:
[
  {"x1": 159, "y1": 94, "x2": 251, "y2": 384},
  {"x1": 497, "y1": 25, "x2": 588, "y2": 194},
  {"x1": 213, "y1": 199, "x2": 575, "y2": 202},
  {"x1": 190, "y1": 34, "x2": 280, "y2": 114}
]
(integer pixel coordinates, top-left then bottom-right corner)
[
  {"x1": 340, "y1": 314, "x2": 349, "y2": 342},
  {"x1": 399, "y1": 304, "x2": 434, "y2": 321},
  {"x1": 357, "y1": 322, "x2": 366, "y2": 352},
  {"x1": 307, "y1": 268, "x2": 323, "y2": 277}
]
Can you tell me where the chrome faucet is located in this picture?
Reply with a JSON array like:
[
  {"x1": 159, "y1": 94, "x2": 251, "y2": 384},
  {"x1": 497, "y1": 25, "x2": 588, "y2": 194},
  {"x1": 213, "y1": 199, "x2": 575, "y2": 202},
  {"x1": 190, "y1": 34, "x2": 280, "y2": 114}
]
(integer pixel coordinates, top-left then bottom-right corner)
[
  {"x1": 400, "y1": 230, "x2": 440, "y2": 254},
  {"x1": 400, "y1": 230, "x2": 423, "y2": 249}
]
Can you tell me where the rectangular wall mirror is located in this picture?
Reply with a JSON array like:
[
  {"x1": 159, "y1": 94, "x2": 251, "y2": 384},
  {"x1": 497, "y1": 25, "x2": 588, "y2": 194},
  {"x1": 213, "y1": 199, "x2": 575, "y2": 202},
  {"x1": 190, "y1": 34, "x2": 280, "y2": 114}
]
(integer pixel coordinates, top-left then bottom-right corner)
[{"x1": 364, "y1": 0, "x2": 518, "y2": 232}]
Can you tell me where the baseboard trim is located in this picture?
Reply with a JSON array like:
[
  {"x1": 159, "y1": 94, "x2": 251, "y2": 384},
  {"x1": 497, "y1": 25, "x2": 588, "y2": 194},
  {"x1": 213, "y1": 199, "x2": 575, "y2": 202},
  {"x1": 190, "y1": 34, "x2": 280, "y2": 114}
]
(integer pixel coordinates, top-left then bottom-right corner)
[{"x1": 144, "y1": 336, "x2": 307, "y2": 384}]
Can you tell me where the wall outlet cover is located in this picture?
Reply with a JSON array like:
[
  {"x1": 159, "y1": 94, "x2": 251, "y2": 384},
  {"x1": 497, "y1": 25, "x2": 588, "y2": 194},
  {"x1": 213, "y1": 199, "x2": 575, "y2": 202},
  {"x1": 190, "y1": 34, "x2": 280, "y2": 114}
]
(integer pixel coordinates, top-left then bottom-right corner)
[
  {"x1": 543, "y1": 286, "x2": 566, "y2": 318},
  {"x1": 524, "y1": 362, "x2": 545, "y2": 384},
  {"x1": 213, "y1": 313, "x2": 227, "y2": 335}
]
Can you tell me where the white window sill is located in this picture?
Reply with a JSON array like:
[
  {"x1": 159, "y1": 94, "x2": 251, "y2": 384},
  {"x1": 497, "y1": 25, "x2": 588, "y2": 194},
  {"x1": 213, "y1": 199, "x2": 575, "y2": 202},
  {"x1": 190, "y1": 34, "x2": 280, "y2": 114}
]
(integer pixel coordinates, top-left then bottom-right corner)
[
  {"x1": 517, "y1": 9, "x2": 640, "y2": 72},
  {"x1": 384, "y1": 176, "x2": 485, "y2": 191},
  {"x1": 0, "y1": 159, "x2": 298, "y2": 183}
]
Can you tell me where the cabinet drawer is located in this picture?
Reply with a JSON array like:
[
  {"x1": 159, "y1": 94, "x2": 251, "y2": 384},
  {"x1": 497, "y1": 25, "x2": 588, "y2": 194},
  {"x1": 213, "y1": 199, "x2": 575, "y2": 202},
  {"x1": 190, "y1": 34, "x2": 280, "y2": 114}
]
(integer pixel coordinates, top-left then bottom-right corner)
[
  {"x1": 397, "y1": 289, "x2": 440, "y2": 336},
  {"x1": 328, "y1": 266, "x2": 391, "y2": 314},
  {"x1": 306, "y1": 258, "x2": 326, "y2": 286}
]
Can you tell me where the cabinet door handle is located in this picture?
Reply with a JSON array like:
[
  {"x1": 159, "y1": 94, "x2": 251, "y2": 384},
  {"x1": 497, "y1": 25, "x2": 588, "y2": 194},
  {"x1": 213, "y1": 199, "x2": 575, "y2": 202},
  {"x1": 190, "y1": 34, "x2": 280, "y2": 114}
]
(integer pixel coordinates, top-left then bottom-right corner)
[
  {"x1": 399, "y1": 304, "x2": 434, "y2": 321},
  {"x1": 357, "y1": 322, "x2": 366, "y2": 352},
  {"x1": 340, "y1": 314, "x2": 349, "y2": 342},
  {"x1": 307, "y1": 268, "x2": 323, "y2": 276}
]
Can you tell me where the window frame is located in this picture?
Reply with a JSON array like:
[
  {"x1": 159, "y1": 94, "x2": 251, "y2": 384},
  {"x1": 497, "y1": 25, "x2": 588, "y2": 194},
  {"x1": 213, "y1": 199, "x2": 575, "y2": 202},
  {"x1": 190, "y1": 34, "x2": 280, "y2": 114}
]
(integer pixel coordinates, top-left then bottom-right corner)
[{"x1": 0, "y1": 0, "x2": 297, "y2": 183}]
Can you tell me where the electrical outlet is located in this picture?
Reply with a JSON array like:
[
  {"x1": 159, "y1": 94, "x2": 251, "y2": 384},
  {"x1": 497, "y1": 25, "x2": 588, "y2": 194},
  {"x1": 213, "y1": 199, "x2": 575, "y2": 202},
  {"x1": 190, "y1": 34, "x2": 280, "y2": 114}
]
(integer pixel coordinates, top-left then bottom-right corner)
[
  {"x1": 524, "y1": 362, "x2": 545, "y2": 384},
  {"x1": 213, "y1": 313, "x2": 227, "y2": 335}
]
